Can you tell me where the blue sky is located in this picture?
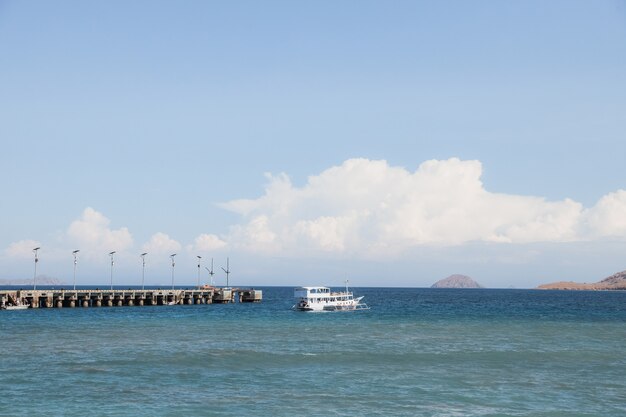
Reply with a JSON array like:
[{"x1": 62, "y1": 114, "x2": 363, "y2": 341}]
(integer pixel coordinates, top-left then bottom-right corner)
[{"x1": 1, "y1": 1, "x2": 625, "y2": 288}]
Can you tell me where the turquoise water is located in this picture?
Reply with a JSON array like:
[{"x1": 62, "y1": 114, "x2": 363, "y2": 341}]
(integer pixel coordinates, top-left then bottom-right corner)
[{"x1": 1, "y1": 288, "x2": 625, "y2": 416}]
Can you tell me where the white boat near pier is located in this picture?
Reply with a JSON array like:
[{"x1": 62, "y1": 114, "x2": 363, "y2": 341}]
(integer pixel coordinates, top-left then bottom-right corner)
[
  {"x1": 293, "y1": 282, "x2": 369, "y2": 312},
  {"x1": 1, "y1": 300, "x2": 30, "y2": 310}
]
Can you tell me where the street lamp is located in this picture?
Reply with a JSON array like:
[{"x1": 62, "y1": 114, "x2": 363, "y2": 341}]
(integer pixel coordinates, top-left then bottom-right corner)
[
  {"x1": 221, "y1": 257, "x2": 230, "y2": 289},
  {"x1": 197, "y1": 255, "x2": 202, "y2": 288},
  {"x1": 109, "y1": 251, "x2": 116, "y2": 290},
  {"x1": 141, "y1": 253, "x2": 148, "y2": 290},
  {"x1": 72, "y1": 250, "x2": 80, "y2": 291},
  {"x1": 205, "y1": 258, "x2": 215, "y2": 286},
  {"x1": 170, "y1": 253, "x2": 176, "y2": 289},
  {"x1": 33, "y1": 247, "x2": 40, "y2": 290}
]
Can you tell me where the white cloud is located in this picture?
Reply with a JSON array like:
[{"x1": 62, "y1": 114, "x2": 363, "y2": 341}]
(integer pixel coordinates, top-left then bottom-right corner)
[
  {"x1": 220, "y1": 158, "x2": 626, "y2": 256},
  {"x1": 294, "y1": 213, "x2": 361, "y2": 251},
  {"x1": 67, "y1": 207, "x2": 133, "y2": 252},
  {"x1": 142, "y1": 232, "x2": 182, "y2": 254},
  {"x1": 188, "y1": 233, "x2": 227, "y2": 252},
  {"x1": 583, "y1": 190, "x2": 626, "y2": 237},
  {"x1": 228, "y1": 215, "x2": 280, "y2": 253},
  {"x1": 4, "y1": 239, "x2": 42, "y2": 258}
]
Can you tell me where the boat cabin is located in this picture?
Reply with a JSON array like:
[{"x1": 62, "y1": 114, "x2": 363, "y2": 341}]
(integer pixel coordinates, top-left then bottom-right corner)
[{"x1": 294, "y1": 286, "x2": 331, "y2": 299}]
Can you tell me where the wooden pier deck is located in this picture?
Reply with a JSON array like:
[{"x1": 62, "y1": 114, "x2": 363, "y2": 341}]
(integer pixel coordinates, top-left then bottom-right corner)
[{"x1": 0, "y1": 287, "x2": 262, "y2": 309}]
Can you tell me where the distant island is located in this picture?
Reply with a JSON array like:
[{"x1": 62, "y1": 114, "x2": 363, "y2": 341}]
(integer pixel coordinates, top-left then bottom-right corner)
[
  {"x1": 538, "y1": 270, "x2": 626, "y2": 290},
  {"x1": 0, "y1": 276, "x2": 64, "y2": 286},
  {"x1": 431, "y1": 274, "x2": 483, "y2": 289}
]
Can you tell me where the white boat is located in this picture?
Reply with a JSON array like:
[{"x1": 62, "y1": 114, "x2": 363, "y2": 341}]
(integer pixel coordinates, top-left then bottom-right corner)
[
  {"x1": 293, "y1": 282, "x2": 369, "y2": 312},
  {"x1": 2, "y1": 301, "x2": 30, "y2": 310},
  {"x1": 5, "y1": 304, "x2": 29, "y2": 310}
]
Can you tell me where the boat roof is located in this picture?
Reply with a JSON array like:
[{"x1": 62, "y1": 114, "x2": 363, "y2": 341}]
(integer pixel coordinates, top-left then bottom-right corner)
[{"x1": 295, "y1": 286, "x2": 329, "y2": 290}]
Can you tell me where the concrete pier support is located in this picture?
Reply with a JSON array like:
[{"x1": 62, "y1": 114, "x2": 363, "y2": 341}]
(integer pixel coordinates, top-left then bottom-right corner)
[
  {"x1": 241, "y1": 290, "x2": 263, "y2": 303},
  {"x1": 56, "y1": 300, "x2": 63, "y2": 308},
  {"x1": 95, "y1": 299, "x2": 102, "y2": 307},
  {"x1": 82, "y1": 299, "x2": 89, "y2": 308},
  {"x1": 213, "y1": 289, "x2": 232, "y2": 303},
  {"x1": 127, "y1": 299, "x2": 134, "y2": 306},
  {"x1": 69, "y1": 300, "x2": 76, "y2": 308}
]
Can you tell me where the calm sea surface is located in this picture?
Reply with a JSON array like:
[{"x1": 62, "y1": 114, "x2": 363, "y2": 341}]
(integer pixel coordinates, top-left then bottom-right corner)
[{"x1": 1, "y1": 287, "x2": 625, "y2": 416}]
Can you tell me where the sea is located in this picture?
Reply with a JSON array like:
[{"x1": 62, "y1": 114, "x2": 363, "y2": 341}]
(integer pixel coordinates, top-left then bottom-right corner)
[{"x1": 1, "y1": 287, "x2": 625, "y2": 417}]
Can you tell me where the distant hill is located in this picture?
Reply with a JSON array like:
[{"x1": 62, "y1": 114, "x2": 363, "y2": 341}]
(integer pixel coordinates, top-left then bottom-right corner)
[
  {"x1": 538, "y1": 270, "x2": 626, "y2": 290},
  {"x1": 431, "y1": 274, "x2": 483, "y2": 289},
  {"x1": 0, "y1": 275, "x2": 64, "y2": 286}
]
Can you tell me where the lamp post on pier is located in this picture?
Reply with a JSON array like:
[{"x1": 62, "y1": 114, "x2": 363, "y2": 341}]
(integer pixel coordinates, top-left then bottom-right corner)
[
  {"x1": 221, "y1": 257, "x2": 230, "y2": 288},
  {"x1": 109, "y1": 251, "x2": 116, "y2": 290},
  {"x1": 72, "y1": 249, "x2": 80, "y2": 291},
  {"x1": 170, "y1": 254, "x2": 176, "y2": 289},
  {"x1": 206, "y1": 258, "x2": 215, "y2": 286},
  {"x1": 197, "y1": 256, "x2": 202, "y2": 288},
  {"x1": 33, "y1": 247, "x2": 40, "y2": 290},
  {"x1": 141, "y1": 252, "x2": 148, "y2": 290}
]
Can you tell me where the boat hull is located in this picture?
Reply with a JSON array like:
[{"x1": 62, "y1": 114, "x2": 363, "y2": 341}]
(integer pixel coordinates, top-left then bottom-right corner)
[
  {"x1": 293, "y1": 296, "x2": 368, "y2": 312},
  {"x1": 3, "y1": 305, "x2": 29, "y2": 310}
]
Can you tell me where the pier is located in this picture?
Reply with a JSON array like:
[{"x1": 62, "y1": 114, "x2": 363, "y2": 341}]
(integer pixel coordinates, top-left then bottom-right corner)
[{"x1": 0, "y1": 287, "x2": 262, "y2": 309}]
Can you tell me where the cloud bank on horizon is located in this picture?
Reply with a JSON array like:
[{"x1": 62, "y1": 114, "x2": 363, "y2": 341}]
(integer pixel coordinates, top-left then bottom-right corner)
[
  {"x1": 223, "y1": 158, "x2": 626, "y2": 254},
  {"x1": 4, "y1": 158, "x2": 626, "y2": 262}
]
